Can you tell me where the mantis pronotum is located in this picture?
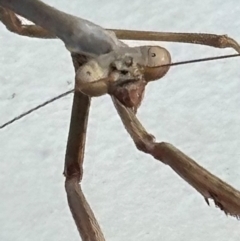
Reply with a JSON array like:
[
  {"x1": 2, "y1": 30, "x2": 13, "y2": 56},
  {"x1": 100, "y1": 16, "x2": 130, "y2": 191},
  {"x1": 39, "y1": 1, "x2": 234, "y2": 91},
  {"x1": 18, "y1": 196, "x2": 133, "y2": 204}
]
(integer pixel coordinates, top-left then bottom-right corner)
[{"x1": 0, "y1": 0, "x2": 240, "y2": 240}]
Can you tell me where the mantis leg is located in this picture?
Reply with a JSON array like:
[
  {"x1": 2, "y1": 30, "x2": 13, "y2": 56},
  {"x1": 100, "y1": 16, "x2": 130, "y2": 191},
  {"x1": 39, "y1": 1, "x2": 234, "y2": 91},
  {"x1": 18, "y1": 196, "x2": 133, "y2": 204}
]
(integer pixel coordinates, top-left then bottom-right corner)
[
  {"x1": 112, "y1": 96, "x2": 240, "y2": 218},
  {"x1": 64, "y1": 53, "x2": 105, "y2": 241},
  {"x1": 0, "y1": 6, "x2": 56, "y2": 38},
  {"x1": 111, "y1": 29, "x2": 240, "y2": 54},
  {"x1": 4, "y1": 3, "x2": 239, "y2": 55}
]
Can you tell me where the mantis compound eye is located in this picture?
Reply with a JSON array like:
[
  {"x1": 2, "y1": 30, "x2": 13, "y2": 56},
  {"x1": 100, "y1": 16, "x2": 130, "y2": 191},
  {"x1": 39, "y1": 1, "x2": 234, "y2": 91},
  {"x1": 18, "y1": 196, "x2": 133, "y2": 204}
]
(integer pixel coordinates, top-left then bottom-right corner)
[
  {"x1": 75, "y1": 61, "x2": 97, "y2": 85},
  {"x1": 75, "y1": 60, "x2": 109, "y2": 97},
  {"x1": 144, "y1": 46, "x2": 171, "y2": 81}
]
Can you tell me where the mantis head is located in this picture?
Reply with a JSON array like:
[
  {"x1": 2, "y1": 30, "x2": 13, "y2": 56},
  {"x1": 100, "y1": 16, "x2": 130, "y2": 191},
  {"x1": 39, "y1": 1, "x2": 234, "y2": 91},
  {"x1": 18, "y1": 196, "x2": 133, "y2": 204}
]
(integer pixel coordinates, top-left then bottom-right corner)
[{"x1": 75, "y1": 46, "x2": 171, "y2": 112}]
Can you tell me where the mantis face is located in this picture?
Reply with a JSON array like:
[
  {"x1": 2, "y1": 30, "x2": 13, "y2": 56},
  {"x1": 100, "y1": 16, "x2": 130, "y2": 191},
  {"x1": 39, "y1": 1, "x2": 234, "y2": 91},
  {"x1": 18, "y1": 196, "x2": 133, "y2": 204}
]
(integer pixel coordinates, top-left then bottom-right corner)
[{"x1": 109, "y1": 46, "x2": 171, "y2": 111}]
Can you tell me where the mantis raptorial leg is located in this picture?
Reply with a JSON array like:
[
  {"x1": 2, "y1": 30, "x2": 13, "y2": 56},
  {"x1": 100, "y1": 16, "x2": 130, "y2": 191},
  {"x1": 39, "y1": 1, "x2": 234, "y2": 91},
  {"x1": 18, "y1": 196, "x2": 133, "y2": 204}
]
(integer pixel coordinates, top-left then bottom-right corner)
[{"x1": 1, "y1": 3, "x2": 240, "y2": 54}]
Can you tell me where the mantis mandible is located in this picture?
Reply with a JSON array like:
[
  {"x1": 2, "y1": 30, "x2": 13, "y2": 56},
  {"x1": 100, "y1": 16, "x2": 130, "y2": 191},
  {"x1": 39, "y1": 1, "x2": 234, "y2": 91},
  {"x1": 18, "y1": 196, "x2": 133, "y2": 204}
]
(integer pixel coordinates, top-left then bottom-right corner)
[{"x1": 0, "y1": 1, "x2": 239, "y2": 240}]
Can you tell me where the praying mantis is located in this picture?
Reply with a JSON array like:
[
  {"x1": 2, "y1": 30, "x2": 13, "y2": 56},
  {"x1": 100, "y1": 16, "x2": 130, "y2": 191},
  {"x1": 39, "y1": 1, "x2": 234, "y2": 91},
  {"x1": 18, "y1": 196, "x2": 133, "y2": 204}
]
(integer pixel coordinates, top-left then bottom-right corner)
[{"x1": 0, "y1": 0, "x2": 240, "y2": 241}]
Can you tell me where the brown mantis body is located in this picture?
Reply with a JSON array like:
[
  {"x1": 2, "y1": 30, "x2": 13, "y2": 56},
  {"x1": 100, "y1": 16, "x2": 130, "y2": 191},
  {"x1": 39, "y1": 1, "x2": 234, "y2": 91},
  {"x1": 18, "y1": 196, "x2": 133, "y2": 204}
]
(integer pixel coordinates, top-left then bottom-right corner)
[{"x1": 1, "y1": 0, "x2": 240, "y2": 240}]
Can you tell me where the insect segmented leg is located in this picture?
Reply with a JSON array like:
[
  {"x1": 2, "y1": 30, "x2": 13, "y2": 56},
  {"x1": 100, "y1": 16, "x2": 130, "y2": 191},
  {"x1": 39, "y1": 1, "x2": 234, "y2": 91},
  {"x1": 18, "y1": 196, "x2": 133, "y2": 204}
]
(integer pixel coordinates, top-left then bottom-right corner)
[
  {"x1": 112, "y1": 29, "x2": 240, "y2": 54},
  {"x1": 0, "y1": 6, "x2": 55, "y2": 38},
  {"x1": 112, "y1": 97, "x2": 240, "y2": 218}
]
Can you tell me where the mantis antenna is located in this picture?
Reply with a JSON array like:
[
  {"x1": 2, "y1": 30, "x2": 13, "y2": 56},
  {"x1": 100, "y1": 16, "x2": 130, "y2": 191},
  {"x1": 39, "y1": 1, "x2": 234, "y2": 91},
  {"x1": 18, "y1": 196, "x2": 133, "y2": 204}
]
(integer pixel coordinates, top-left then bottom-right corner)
[{"x1": 0, "y1": 53, "x2": 239, "y2": 129}]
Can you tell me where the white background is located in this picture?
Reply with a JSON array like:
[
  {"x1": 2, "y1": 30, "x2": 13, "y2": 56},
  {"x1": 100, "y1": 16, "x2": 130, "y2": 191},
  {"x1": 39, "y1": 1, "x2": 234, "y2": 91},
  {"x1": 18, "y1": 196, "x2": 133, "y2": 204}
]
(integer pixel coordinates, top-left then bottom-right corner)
[{"x1": 0, "y1": 0, "x2": 240, "y2": 240}]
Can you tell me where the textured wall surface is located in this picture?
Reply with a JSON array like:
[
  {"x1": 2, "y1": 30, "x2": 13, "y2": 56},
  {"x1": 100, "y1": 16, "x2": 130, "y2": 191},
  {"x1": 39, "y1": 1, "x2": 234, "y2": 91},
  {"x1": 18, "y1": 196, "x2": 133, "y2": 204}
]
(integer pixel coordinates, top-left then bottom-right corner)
[{"x1": 0, "y1": 1, "x2": 240, "y2": 240}]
